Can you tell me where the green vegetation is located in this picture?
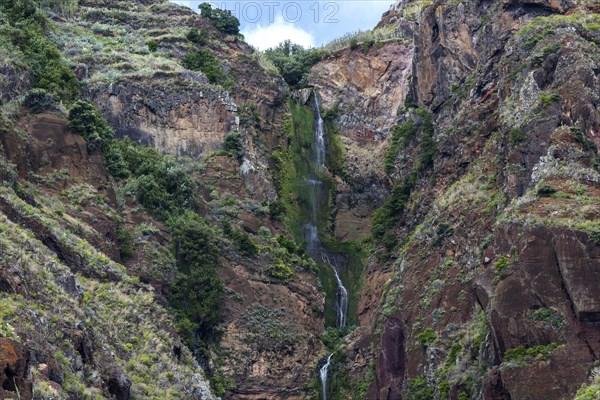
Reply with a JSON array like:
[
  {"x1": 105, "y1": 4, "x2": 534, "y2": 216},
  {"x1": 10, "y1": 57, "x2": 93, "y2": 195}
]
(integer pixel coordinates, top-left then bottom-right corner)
[
  {"x1": 117, "y1": 223, "x2": 134, "y2": 261},
  {"x1": 529, "y1": 308, "x2": 565, "y2": 329},
  {"x1": 575, "y1": 377, "x2": 600, "y2": 400},
  {"x1": 537, "y1": 184, "x2": 557, "y2": 197},
  {"x1": 324, "y1": 118, "x2": 347, "y2": 178},
  {"x1": 509, "y1": 127, "x2": 526, "y2": 145},
  {"x1": 264, "y1": 40, "x2": 323, "y2": 88},
  {"x1": 222, "y1": 221, "x2": 257, "y2": 257},
  {"x1": 0, "y1": 0, "x2": 80, "y2": 100},
  {"x1": 416, "y1": 327, "x2": 437, "y2": 347},
  {"x1": 503, "y1": 343, "x2": 560, "y2": 364},
  {"x1": 23, "y1": 88, "x2": 59, "y2": 114},
  {"x1": 186, "y1": 28, "x2": 207, "y2": 45},
  {"x1": 68, "y1": 100, "x2": 129, "y2": 179},
  {"x1": 199, "y1": 2, "x2": 240, "y2": 35},
  {"x1": 540, "y1": 92, "x2": 560, "y2": 107},
  {"x1": 321, "y1": 26, "x2": 402, "y2": 54},
  {"x1": 406, "y1": 376, "x2": 434, "y2": 400},
  {"x1": 182, "y1": 49, "x2": 231, "y2": 87},
  {"x1": 222, "y1": 131, "x2": 243, "y2": 158},
  {"x1": 373, "y1": 108, "x2": 437, "y2": 250},
  {"x1": 494, "y1": 256, "x2": 511, "y2": 283},
  {"x1": 169, "y1": 212, "x2": 223, "y2": 348},
  {"x1": 384, "y1": 119, "x2": 418, "y2": 175},
  {"x1": 572, "y1": 126, "x2": 598, "y2": 152},
  {"x1": 115, "y1": 138, "x2": 196, "y2": 218},
  {"x1": 432, "y1": 222, "x2": 454, "y2": 248}
]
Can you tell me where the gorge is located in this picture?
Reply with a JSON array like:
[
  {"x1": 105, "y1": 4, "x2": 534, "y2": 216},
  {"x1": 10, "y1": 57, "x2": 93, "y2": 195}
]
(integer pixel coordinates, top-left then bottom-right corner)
[{"x1": 0, "y1": 0, "x2": 600, "y2": 399}]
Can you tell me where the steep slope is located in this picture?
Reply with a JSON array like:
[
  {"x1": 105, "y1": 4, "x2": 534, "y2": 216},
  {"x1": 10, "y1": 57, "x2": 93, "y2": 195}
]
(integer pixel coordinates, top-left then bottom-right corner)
[
  {"x1": 0, "y1": 0, "x2": 326, "y2": 399},
  {"x1": 309, "y1": 0, "x2": 600, "y2": 399}
]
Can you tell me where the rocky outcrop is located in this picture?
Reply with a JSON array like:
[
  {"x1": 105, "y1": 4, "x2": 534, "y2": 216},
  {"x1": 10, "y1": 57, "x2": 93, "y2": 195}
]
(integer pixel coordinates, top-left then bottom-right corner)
[
  {"x1": 90, "y1": 78, "x2": 239, "y2": 157},
  {"x1": 320, "y1": 0, "x2": 600, "y2": 398},
  {"x1": 309, "y1": 42, "x2": 413, "y2": 240}
]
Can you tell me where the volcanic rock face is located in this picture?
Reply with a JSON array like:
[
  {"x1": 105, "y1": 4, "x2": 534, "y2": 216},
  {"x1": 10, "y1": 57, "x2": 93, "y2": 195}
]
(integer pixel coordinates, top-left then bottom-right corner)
[
  {"x1": 2, "y1": 0, "x2": 600, "y2": 397},
  {"x1": 308, "y1": 42, "x2": 414, "y2": 240},
  {"x1": 309, "y1": 0, "x2": 600, "y2": 399}
]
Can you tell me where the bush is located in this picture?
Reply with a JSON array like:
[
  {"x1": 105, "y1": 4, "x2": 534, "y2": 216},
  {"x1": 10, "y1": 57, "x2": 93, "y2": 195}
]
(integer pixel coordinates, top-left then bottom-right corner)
[
  {"x1": 223, "y1": 222, "x2": 257, "y2": 257},
  {"x1": 509, "y1": 127, "x2": 526, "y2": 144},
  {"x1": 170, "y1": 213, "x2": 223, "y2": 340},
  {"x1": 537, "y1": 184, "x2": 556, "y2": 197},
  {"x1": 181, "y1": 49, "x2": 230, "y2": 86},
  {"x1": 432, "y1": 222, "x2": 454, "y2": 247},
  {"x1": 147, "y1": 40, "x2": 158, "y2": 52},
  {"x1": 68, "y1": 101, "x2": 128, "y2": 178},
  {"x1": 23, "y1": 88, "x2": 59, "y2": 113},
  {"x1": 115, "y1": 139, "x2": 195, "y2": 217},
  {"x1": 406, "y1": 376, "x2": 434, "y2": 400},
  {"x1": 198, "y1": 3, "x2": 240, "y2": 35},
  {"x1": 416, "y1": 327, "x2": 436, "y2": 347},
  {"x1": 494, "y1": 256, "x2": 511, "y2": 283},
  {"x1": 371, "y1": 173, "x2": 416, "y2": 241},
  {"x1": 503, "y1": 343, "x2": 559, "y2": 363},
  {"x1": 68, "y1": 100, "x2": 114, "y2": 152},
  {"x1": 384, "y1": 119, "x2": 418, "y2": 175},
  {"x1": 264, "y1": 40, "x2": 323, "y2": 88},
  {"x1": 222, "y1": 131, "x2": 243, "y2": 157},
  {"x1": 0, "y1": 0, "x2": 80, "y2": 100},
  {"x1": 186, "y1": 28, "x2": 207, "y2": 45},
  {"x1": 117, "y1": 223, "x2": 134, "y2": 261}
]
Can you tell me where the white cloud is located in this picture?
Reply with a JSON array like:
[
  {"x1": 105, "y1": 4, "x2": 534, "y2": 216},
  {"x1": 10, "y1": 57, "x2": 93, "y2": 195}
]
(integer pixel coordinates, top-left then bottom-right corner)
[{"x1": 242, "y1": 17, "x2": 316, "y2": 50}]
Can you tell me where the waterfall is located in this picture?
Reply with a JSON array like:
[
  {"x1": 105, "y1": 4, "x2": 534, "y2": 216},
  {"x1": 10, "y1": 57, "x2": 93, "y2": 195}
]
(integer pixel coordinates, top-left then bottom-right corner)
[
  {"x1": 314, "y1": 94, "x2": 326, "y2": 170},
  {"x1": 322, "y1": 254, "x2": 348, "y2": 328},
  {"x1": 305, "y1": 92, "x2": 348, "y2": 400},
  {"x1": 319, "y1": 353, "x2": 333, "y2": 400}
]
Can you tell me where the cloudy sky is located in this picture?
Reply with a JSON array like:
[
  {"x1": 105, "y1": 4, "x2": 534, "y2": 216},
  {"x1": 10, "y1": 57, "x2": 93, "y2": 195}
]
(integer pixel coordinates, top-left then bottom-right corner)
[{"x1": 173, "y1": 1, "x2": 394, "y2": 49}]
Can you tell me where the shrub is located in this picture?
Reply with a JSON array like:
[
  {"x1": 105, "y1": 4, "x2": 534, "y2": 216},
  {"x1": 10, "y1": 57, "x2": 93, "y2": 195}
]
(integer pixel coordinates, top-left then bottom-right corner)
[
  {"x1": 268, "y1": 200, "x2": 285, "y2": 220},
  {"x1": 23, "y1": 88, "x2": 59, "y2": 113},
  {"x1": 416, "y1": 327, "x2": 437, "y2": 347},
  {"x1": 170, "y1": 213, "x2": 223, "y2": 340},
  {"x1": 529, "y1": 308, "x2": 564, "y2": 329},
  {"x1": 68, "y1": 100, "x2": 114, "y2": 152},
  {"x1": 371, "y1": 172, "x2": 416, "y2": 241},
  {"x1": 537, "y1": 184, "x2": 556, "y2": 197},
  {"x1": 590, "y1": 230, "x2": 600, "y2": 246},
  {"x1": 406, "y1": 376, "x2": 434, "y2": 400},
  {"x1": 186, "y1": 28, "x2": 207, "y2": 45},
  {"x1": 268, "y1": 261, "x2": 293, "y2": 281},
  {"x1": 494, "y1": 256, "x2": 511, "y2": 283},
  {"x1": 509, "y1": 127, "x2": 526, "y2": 144},
  {"x1": 68, "y1": 101, "x2": 128, "y2": 178},
  {"x1": 117, "y1": 223, "x2": 134, "y2": 261},
  {"x1": 147, "y1": 40, "x2": 158, "y2": 52},
  {"x1": 223, "y1": 222, "x2": 257, "y2": 257},
  {"x1": 432, "y1": 222, "x2": 454, "y2": 247},
  {"x1": 503, "y1": 343, "x2": 559, "y2": 363},
  {"x1": 540, "y1": 92, "x2": 560, "y2": 107},
  {"x1": 264, "y1": 40, "x2": 323, "y2": 88},
  {"x1": 0, "y1": 0, "x2": 80, "y2": 100},
  {"x1": 222, "y1": 131, "x2": 243, "y2": 157},
  {"x1": 181, "y1": 49, "x2": 229, "y2": 86},
  {"x1": 198, "y1": 3, "x2": 240, "y2": 35}
]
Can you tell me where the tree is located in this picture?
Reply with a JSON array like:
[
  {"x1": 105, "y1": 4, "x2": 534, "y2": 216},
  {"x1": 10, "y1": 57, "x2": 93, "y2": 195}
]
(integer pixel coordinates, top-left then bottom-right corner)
[
  {"x1": 264, "y1": 40, "x2": 323, "y2": 88},
  {"x1": 169, "y1": 213, "x2": 223, "y2": 343},
  {"x1": 198, "y1": 3, "x2": 239, "y2": 35}
]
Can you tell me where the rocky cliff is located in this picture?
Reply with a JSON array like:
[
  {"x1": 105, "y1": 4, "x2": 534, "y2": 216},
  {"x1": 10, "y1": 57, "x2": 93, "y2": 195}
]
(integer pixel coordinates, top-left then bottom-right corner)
[
  {"x1": 0, "y1": 0, "x2": 324, "y2": 398},
  {"x1": 2, "y1": 0, "x2": 600, "y2": 398},
  {"x1": 309, "y1": 0, "x2": 600, "y2": 399}
]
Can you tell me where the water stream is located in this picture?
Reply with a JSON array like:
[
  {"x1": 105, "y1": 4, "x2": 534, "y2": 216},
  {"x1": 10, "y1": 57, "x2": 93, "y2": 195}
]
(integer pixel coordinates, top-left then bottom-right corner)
[{"x1": 301, "y1": 92, "x2": 348, "y2": 399}]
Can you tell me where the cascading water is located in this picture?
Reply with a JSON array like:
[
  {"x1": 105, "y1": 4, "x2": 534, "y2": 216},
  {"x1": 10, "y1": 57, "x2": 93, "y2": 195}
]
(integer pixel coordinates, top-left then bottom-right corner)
[
  {"x1": 319, "y1": 353, "x2": 333, "y2": 400},
  {"x1": 301, "y1": 92, "x2": 349, "y2": 400}
]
